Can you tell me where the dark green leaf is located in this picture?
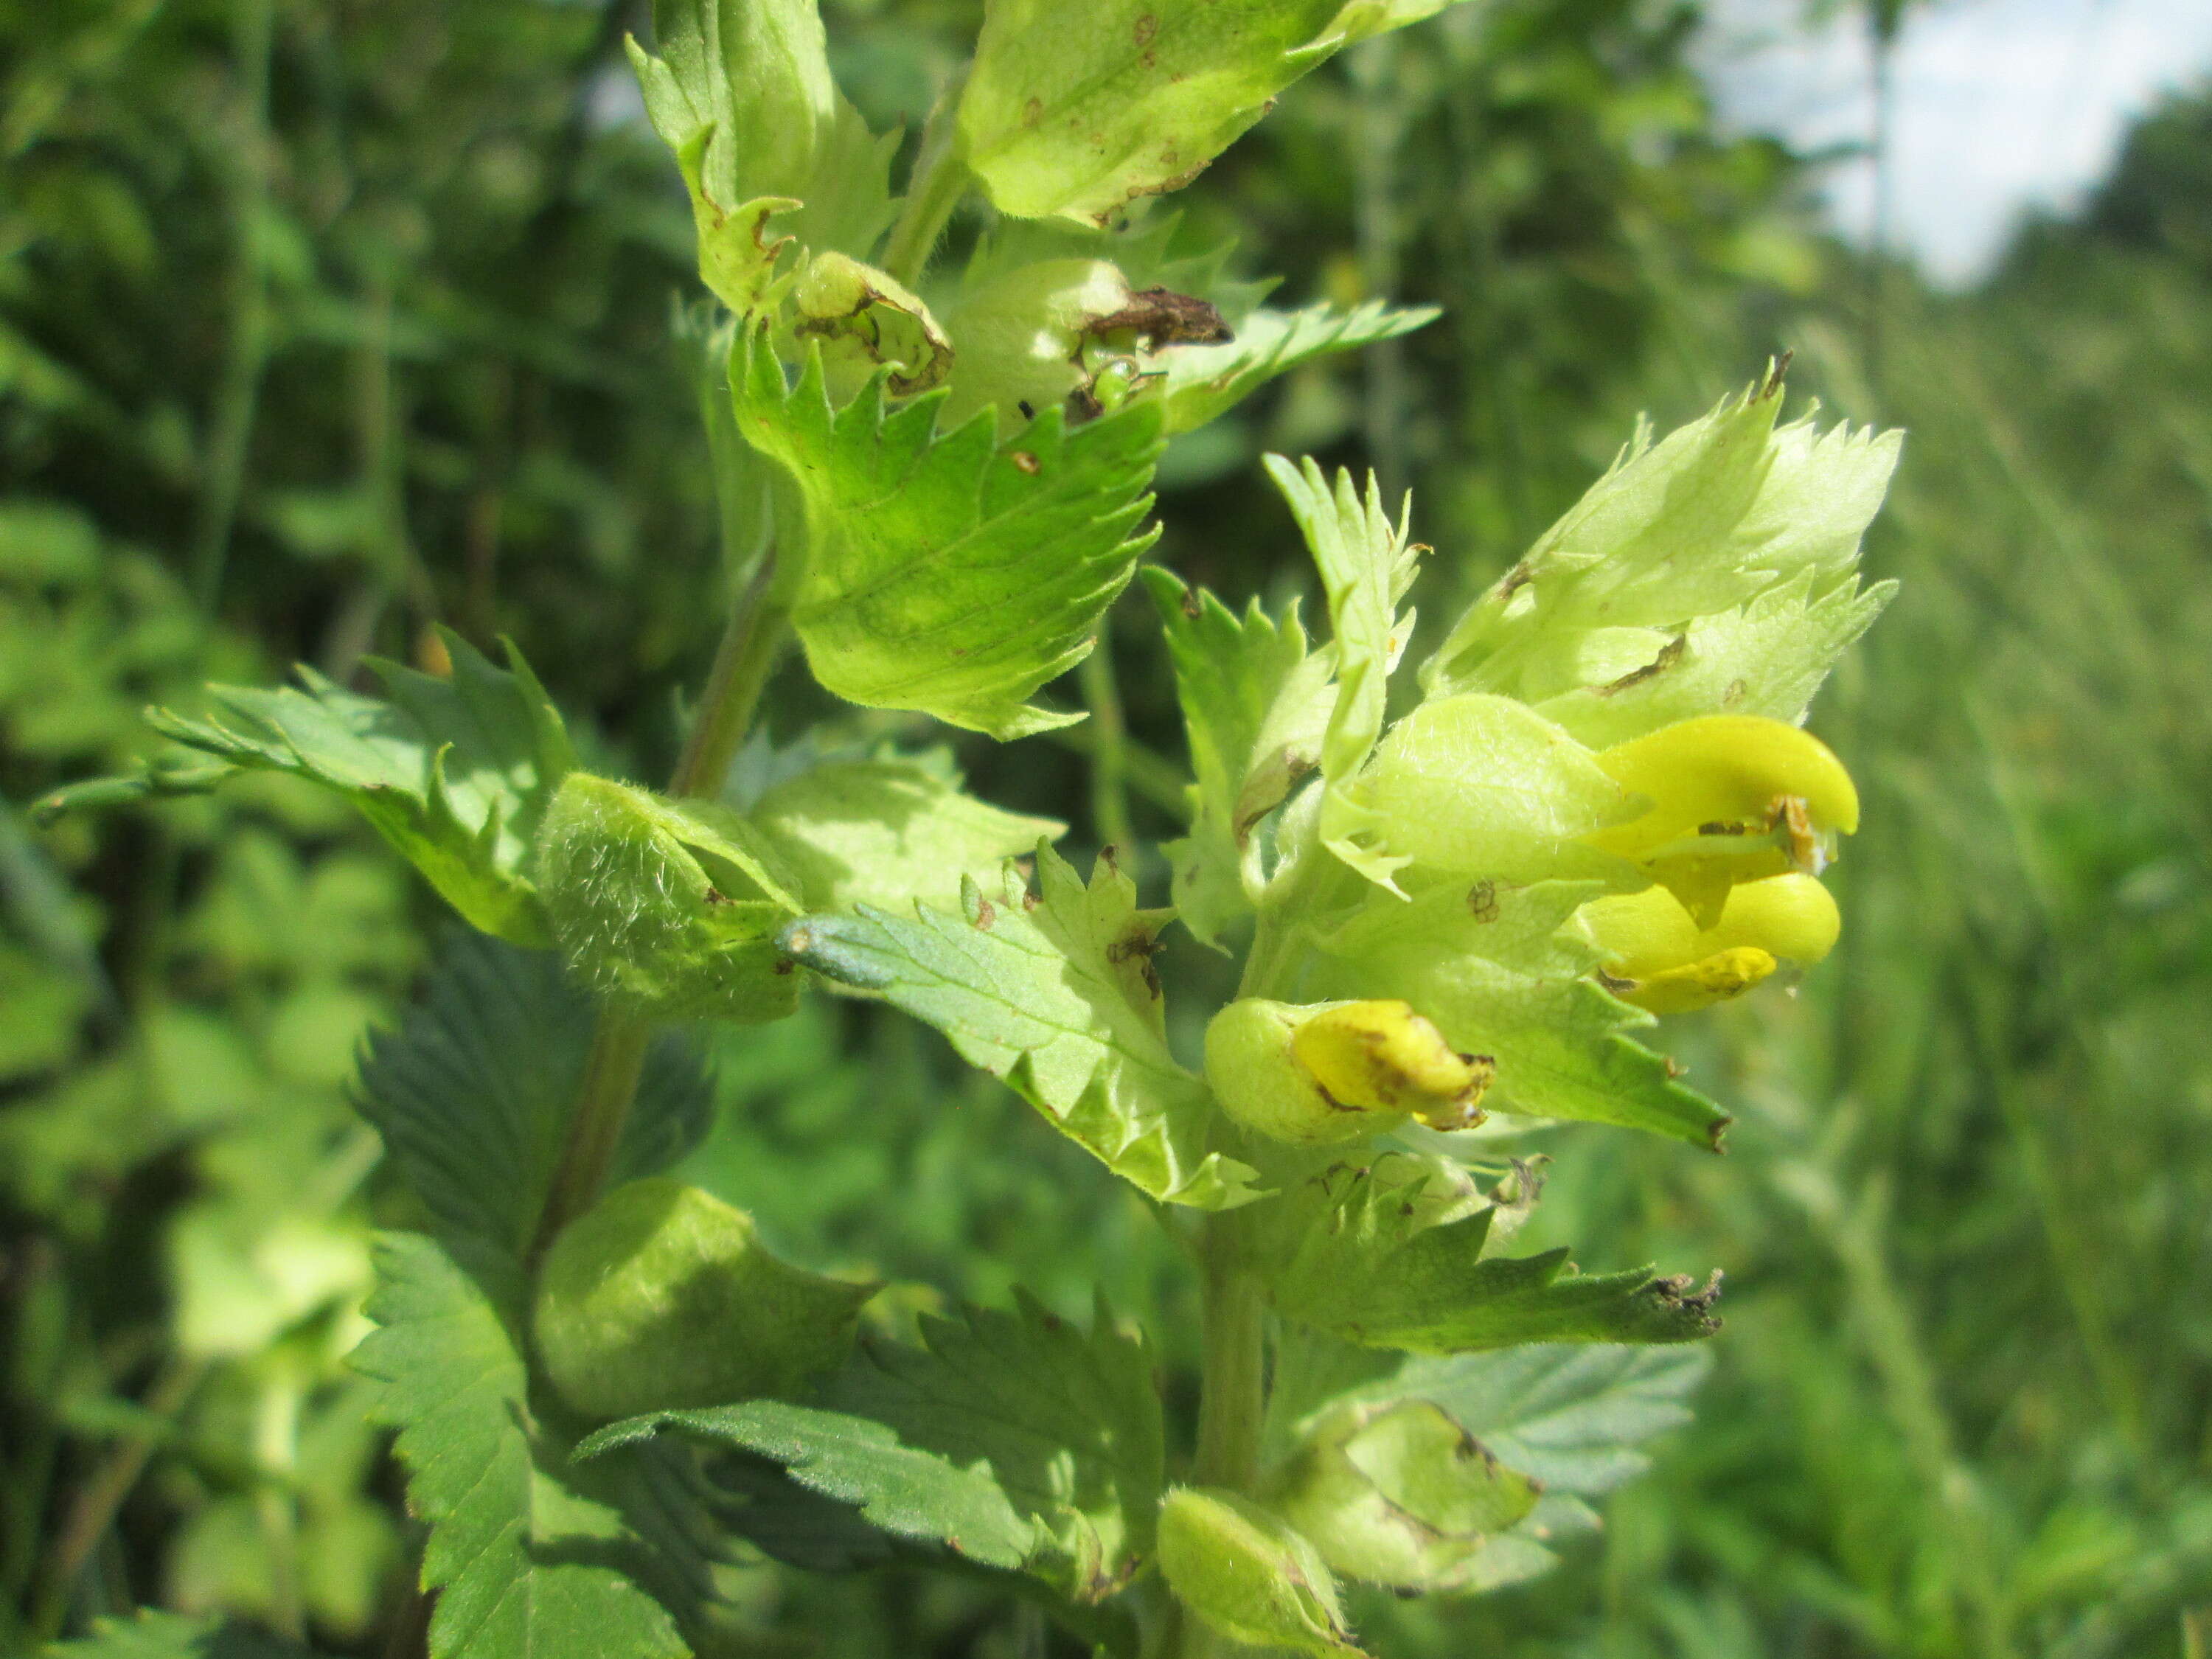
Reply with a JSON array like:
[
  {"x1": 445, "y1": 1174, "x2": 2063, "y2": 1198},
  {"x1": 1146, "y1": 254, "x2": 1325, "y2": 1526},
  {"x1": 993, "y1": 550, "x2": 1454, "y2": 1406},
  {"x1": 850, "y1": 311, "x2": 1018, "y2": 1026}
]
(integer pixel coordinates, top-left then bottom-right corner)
[
  {"x1": 355, "y1": 930, "x2": 712, "y2": 1265},
  {"x1": 581, "y1": 1290, "x2": 1164, "y2": 1603}
]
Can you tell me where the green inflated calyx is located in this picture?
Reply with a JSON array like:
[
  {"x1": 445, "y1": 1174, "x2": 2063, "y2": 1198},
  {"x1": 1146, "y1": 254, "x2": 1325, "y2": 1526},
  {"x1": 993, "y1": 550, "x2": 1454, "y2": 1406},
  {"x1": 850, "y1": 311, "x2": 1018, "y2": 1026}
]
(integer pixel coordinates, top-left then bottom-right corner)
[
  {"x1": 1269, "y1": 1399, "x2": 1542, "y2": 1591},
  {"x1": 1155, "y1": 1486, "x2": 1364, "y2": 1657},
  {"x1": 533, "y1": 1178, "x2": 876, "y2": 1421},
  {"x1": 534, "y1": 771, "x2": 804, "y2": 1024}
]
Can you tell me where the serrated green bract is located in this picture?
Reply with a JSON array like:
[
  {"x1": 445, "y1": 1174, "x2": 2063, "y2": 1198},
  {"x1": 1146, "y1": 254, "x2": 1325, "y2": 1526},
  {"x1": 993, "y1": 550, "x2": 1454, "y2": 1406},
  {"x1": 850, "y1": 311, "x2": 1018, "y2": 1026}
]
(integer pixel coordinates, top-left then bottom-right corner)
[
  {"x1": 1155, "y1": 1486, "x2": 1363, "y2": 1657},
  {"x1": 354, "y1": 1234, "x2": 689, "y2": 1659},
  {"x1": 1161, "y1": 301, "x2": 1436, "y2": 434},
  {"x1": 1142, "y1": 566, "x2": 1317, "y2": 945},
  {"x1": 956, "y1": 0, "x2": 1475, "y2": 226},
  {"x1": 1383, "y1": 1342, "x2": 1711, "y2": 1496},
  {"x1": 355, "y1": 931, "x2": 712, "y2": 1263},
  {"x1": 777, "y1": 844, "x2": 1261, "y2": 1208},
  {"x1": 1268, "y1": 1398, "x2": 1542, "y2": 1590},
  {"x1": 745, "y1": 754, "x2": 1063, "y2": 913},
  {"x1": 1247, "y1": 1157, "x2": 1722, "y2": 1351},
  {"x1": 44, "y1": 1610, "x2": 310, "y2": 1659},
  {"x1": 1420, "y1": 378, "x2": 1901, "y2": 747},
  {"x1": 731, "y1": 331, "x2": 1166, "y2": 738},
  {"x1": 1302, "y1": 876, "x2": 1731, "y2": 1147},
  {"x1": 534, "y1": 773, "x2": 804, "y2": 1025},
  {"x1": 139, "y1": 630, "x2": 573, "y2": 946},
  {"x1": 1264, "y1": 456, "x2": 1421, "y2": 891},
  {"x1": 627, "y1": 0, "x2": 897, "y2": 313},
  {"x1": 580, "y1": 1290, "x2": 1163, "y2": 1604},
  {"x1": 1286, "y1": 1342, "x2": 1710, "y2": 1592}
]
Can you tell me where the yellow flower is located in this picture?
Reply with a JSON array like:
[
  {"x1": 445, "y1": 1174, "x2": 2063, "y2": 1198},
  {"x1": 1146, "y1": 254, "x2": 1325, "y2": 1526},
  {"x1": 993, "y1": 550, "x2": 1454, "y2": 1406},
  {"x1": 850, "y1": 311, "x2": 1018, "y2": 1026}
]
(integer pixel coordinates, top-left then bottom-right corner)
[
  {"x1": 1585, "y1": 714, "x2": 1859, "y2": 925},
  {"x1": 1581, "y1": 872, "x2": 1841, "y2": 1015}
]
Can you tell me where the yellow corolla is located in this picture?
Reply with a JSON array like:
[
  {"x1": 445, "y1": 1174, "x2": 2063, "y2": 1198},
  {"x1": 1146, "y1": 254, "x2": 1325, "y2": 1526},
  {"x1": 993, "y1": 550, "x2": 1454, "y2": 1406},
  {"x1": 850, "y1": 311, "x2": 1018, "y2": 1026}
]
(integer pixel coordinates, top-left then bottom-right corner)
[
  {"x1": 1203, "y1": 998, "x2": 1493, "y2": 1145},
  {"x1": 1585, "y1": 714, "x2": 1860, "y2": 924},
  {"x1": 1580, "y1": 872, "x2": 1842, "y2": 1015}
]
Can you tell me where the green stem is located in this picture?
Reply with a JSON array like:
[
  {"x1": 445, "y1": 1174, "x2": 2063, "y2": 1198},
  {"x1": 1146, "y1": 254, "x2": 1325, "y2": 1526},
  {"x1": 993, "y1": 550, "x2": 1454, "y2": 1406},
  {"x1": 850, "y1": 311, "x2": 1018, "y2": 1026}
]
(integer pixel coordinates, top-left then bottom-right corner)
[
  {"x1": 1078, "y1": 633, "x2": 1135, "y2": 856},
  {"x1": 1191, "y1": 1217, "x2": 1266, "y2": 1492},
  {"x1": 881, "y1": 83, "x2": 970, "y2": 288},
  {"x1": 667, "y1": 552, "x2": 793, "y2": 799},
  {"x1": 531, "y1": 556, "x2": 793, "y2": 1258}
]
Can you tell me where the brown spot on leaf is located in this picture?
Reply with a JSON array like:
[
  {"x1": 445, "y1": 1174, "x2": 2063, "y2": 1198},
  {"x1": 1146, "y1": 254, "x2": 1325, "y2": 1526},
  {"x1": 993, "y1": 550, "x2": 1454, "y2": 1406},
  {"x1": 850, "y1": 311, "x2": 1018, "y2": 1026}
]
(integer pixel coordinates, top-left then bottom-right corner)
[
  {"x1": 1180, "y1": 586, "x2": 1202, "y2": 619},
  {"x1": 772, "y1": 959, "x2": 796, "y2": 975},
  {"x1": 703, "y1": 886, "x2": 729, "y2": 905},
  {"x1": 972, "y1": 897, "x2": 996, "y2": 931},
  {"x1": 1467, "y1": 880, "x2": 1500, "y2": 922},
  {"x1": 1597, "y1": 634, "x2": 1685, "y2": 695},
  {"x1": 1023, "y1": 96, "x2": 1043, "y2": 127},
  {"x1": 1133, "y1": 13, "x2": 1158, "y2": 45},
  {"x1": 1011, "y1": 451, "x2": 1040, "y2": 475},
  {"x1": 1721, "y1": 677, "x2": 1749, "y2": 707}
]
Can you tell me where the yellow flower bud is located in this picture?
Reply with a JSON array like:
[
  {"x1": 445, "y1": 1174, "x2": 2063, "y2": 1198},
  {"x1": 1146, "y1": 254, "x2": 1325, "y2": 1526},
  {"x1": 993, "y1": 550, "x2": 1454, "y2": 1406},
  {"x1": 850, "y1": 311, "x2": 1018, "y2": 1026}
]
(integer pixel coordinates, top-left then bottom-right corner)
[
  {"x1": 1290, "y1": 1003, "x2": 1493, "y2": 1131},
  {"x1": 1580, "y1": 872, "x2": 1841, "y2": 1014},
  {"x1": 1585, "y1": 715, "x2": 1859, "y2": 924},
  {"x1": 1204, "y1": 999, "x2": 1492, "y2": 1147}
]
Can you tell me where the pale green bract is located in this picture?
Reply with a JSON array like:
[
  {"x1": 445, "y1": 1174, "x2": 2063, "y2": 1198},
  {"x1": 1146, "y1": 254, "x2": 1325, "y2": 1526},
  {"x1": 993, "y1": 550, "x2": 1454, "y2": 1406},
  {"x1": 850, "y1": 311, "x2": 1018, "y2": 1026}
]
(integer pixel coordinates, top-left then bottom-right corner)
[
  {"x1": 1144, "y1": 567, "x2": 1318, "y2": 946},
  {"x1": 956, "y1": 0, "x2": 1477, "y2": 225},
  {"x1": 1422, "y1": 375, "x2": 1901, "y2": 746},
  {"x1": 1161, "y1": 301, "x2": 1437, "y2": 434},
  {"x1": 627, "y1": 0, "x2": 896, "y2": 314},
  {"x1": 731, "y1": 330, "x2": 1166, "y2": 739},
  {"x1": 1263, "y1": 455, "x2": 1421, "y2": 891},
  {"x1": 745, "y1": 755, "x2": 1065, "y2": 914},
  {"x1": 777, "y1": 844, "x2": 1262, "y2": 1208}
]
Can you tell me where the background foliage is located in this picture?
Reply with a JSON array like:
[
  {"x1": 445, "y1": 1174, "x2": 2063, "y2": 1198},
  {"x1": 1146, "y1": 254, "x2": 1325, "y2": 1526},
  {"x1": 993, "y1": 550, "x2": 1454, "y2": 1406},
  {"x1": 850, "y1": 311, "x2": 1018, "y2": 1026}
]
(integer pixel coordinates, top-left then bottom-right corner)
[{"x1": 4, "y1": 0, "x2": 2209, "y2": 1653}]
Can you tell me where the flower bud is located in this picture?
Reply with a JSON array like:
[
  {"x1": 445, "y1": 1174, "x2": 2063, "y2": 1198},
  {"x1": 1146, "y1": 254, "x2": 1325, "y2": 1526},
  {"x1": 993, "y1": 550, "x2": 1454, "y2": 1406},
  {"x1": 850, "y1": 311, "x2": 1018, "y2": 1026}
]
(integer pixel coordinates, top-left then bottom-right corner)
[
  {"x1": 1586, "y1": 714, "x2": 1858, "y2": 923},
  {"x1": 1580, "y1": 872, "x2": 1840, "y2": 1014},
  {"x1": 534, "y1": 773, "x2": 803, "y2": 1026},
  {"x1": 1269, "y1": 1400, "x2": 1540, "y2": 1590},
  {"x1": 532, "y1": 1178, "x2": 876, "y2": 1422},
  {"x1": 1204, "y1": 999, "x2": 1492, "y2": 1146},
  {"x1": 1155, "y1": 1486, "x2": 1362, "y2": 1656}
]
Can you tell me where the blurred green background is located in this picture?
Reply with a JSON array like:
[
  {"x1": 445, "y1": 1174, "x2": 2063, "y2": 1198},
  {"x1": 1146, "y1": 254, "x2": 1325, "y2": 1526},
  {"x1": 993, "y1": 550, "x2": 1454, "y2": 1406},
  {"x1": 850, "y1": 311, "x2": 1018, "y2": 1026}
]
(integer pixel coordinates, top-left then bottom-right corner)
[{"x1": 4, "y1": 0, "x2": 2211, "y2": 1653}]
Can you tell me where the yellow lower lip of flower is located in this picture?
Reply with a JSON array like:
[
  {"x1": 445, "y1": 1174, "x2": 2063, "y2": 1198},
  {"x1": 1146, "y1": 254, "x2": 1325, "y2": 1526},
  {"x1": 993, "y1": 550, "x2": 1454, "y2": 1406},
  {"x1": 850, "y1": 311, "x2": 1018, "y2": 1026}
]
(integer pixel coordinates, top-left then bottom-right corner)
[
  {"x1": 1617, "y1": 946, "x2": 1778, "y2": 1014},
  {"x1": 1582, "y1": 874, "x2": 1840, "y2": 1014}
]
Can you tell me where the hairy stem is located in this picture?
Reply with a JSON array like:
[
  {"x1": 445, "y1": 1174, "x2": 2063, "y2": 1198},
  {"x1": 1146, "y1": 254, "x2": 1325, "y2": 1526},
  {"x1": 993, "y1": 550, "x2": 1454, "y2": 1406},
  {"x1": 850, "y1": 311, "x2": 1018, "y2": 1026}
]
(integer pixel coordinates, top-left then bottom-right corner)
[
  {"x1": 531, "y1": 556, "x2": 793, "y2": 1256},
  {"x1": 1191, "y1": 1217, "x2": 1266, "y2": 1491}
]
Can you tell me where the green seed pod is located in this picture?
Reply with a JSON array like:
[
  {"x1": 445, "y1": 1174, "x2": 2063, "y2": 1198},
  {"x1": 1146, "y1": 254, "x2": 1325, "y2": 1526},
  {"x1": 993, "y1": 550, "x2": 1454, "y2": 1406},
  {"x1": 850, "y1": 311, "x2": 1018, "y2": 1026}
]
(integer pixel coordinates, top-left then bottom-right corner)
[
  {"x1": 532, "y1": 1178, "x2": 875, "y2": 1421},
  {"x1": 1155, "y1": 1486, "x2": 1363, "y2": 1657},
  {"x1": 534, "y1": 772, "x2": 804, "y2": 1026},
  {"x1": 1269, "y1": 1400, "x2": 1541, "y2": 1591},
  {"x1": 1204, "y1": 998, "x2": 1492, "y2": 1146}
]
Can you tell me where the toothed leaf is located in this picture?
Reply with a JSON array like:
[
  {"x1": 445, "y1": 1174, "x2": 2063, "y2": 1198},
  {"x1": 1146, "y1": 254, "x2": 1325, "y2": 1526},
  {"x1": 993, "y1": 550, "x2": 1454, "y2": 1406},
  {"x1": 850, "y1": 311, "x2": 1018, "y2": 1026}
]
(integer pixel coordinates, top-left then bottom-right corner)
[
  {"x1": 135, "y1": 632, "x2": 573, "y2": 945},
  {"x1": 777, "y1": 843, "x2": 1260, "y2": 1207},
  {"x1": 731, "y1": 330, "x2": 1166, "y2": 738},
  {"x1": 580, "y1": 1291, "x2": 1164, "y2": 1604}
]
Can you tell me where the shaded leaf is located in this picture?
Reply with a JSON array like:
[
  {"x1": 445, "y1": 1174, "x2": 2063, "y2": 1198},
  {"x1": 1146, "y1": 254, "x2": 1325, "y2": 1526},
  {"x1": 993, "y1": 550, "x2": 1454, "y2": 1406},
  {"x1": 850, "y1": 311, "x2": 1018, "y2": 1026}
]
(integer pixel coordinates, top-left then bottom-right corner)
[{"x1": 582, "y1": 1290, "x2": 1164, "y2": 1603}]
